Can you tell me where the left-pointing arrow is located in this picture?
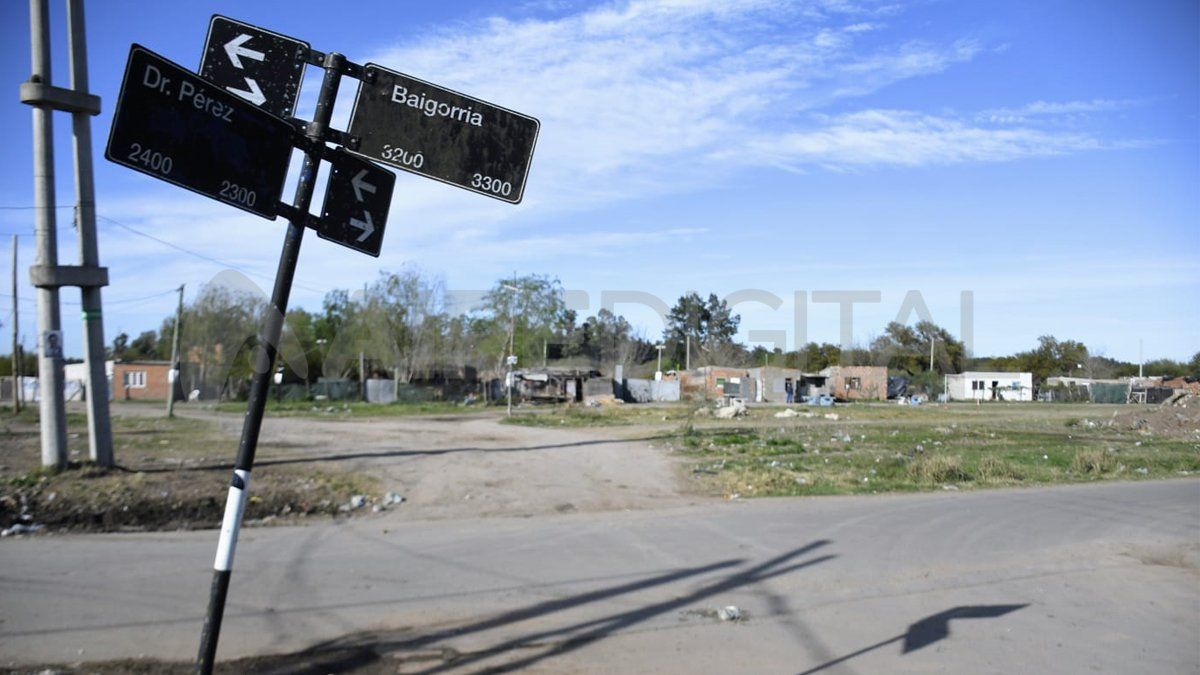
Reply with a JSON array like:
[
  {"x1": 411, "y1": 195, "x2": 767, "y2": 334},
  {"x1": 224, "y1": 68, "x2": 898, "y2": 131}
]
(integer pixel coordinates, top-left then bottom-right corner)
[
  {"x1": 349, "y1": 211, "x2": 375, "y2": 242},
  {"x1": 226, "y1": 78, "x2": 266, "y2": 106},
  {"x1": 225, "y1": 34, "x2": 264, "y2": 69},
  {"x1": 351, "y1": 170, "x2": 377, "y2": 202}
]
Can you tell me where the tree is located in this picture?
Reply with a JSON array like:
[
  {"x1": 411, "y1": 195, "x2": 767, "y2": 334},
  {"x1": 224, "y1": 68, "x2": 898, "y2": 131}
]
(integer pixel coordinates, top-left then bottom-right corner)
[
  {"x1": 110, "y1": 332, "x2": 129, "y2": 360},
  {"x1": 1009, "y1": 335, "x2": 1090, "y2": 386},
  {"x1": 358, "y1": 269, "x2": 447, "y2": 382},
  {"x1": 563, "y1": 308, "x2": 653, "y2": 368},
  {"x1": 475, "y1": 274, "x2": 569, "y2": 373},
  {"x1": 663, "y1": 292, "x2": 740, "y2": 367},
  {"x1": 176, "y1": 284, "x2": 265, "y2": 400},
  {"x1": 869, "y1": 321, "x2": 964, "y2": 374},
  {"x1": 129, "y1": 330, "x2": 159, "y2": 360}
]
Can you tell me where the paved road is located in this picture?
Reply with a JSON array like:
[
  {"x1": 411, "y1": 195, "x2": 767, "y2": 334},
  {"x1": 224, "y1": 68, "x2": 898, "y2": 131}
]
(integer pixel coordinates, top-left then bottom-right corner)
[{"x1": 2, "y1": 480, "x2": 1197, "y2": 673}]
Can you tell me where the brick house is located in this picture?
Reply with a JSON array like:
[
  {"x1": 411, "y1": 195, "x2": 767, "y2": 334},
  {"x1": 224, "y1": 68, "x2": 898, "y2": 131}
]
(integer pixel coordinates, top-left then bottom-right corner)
[
  {"x1": 112, "y1": 360, "x2": 174, "y2": 401},
  {"x1": 821, "y1": 365, "x2": 888, "y2": 401},
  {"x1": 679, "y1": 366, "x2": 755, "y2": 401}
]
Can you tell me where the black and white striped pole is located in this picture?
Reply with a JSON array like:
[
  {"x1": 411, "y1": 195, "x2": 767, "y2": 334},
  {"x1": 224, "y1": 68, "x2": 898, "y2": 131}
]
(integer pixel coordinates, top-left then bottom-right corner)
[{"x1": 195, "y1": 51, "x2": 346, "y2": 675}]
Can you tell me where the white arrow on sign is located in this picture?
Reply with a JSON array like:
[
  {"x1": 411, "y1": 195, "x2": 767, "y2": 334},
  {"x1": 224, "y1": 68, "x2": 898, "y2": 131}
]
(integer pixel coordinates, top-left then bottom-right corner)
[
  {"x1": 226, "y1": 78, "x2": 266, "y2": 106},
  {"x1": 351, "y1": 170, "x2": 376, "y2": 202},
  {"x1": 225, "y1": 34, "x2": 265, "y2": 69},
  {"x1": 350, "y1": 211, "x2": 375, "y2": 242}
]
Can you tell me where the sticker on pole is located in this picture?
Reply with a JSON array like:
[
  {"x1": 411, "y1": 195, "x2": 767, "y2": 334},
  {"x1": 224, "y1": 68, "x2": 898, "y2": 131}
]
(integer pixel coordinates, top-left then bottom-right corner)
[
  {"x1": 105, "y1": 45, "x2": 295, "y2": 220},
  {"x1": 199, "y1": 15, "x2": 308, "y2": 119},
  {"x1": 347, "y1": 65, "x2": 539, "y2": 204},
  {"x1": 318, "y1": 151, "x2": 395, "y2": 257}
]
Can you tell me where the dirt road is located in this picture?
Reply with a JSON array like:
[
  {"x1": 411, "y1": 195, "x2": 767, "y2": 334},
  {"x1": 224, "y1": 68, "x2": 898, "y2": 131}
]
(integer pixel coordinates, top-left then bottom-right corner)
[{"x1": 112, "y1": 403, "x2": 694, "y2": 521}]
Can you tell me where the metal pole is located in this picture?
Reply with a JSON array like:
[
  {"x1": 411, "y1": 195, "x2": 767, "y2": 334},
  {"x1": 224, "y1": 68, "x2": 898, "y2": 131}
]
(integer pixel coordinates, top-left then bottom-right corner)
[
  {"x1": 28, "y1": 0, "x2": 67, "y2": 468},
  {"x1": 167, "y1": 284, "x2": 183, "y2": 417},
  {"x1": 1138, "y1": 339, "x2": 1143, "y2": 378},
  {"x1": 11, "y1": 235, "x2": 19, "y2": 414},
  {"x1": 66, "y1": 0, "x2": 113, "y2": 467},
  {"x1": 196, "y1": 52, "x2": 345, "y2": 675},
  {"x1": 506, "y1": 290, "x2": 514, "y2": 416}
]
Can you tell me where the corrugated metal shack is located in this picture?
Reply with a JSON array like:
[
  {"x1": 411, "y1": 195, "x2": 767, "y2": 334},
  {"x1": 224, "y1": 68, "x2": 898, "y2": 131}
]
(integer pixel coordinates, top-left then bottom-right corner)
[{"x1": 513, "y1": 367, "x2": 604, "y2": 403}]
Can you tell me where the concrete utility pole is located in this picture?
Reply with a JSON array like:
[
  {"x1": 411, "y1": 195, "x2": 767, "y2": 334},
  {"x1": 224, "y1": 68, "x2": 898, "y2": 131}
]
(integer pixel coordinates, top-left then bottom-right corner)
[
  {"x1": 166, "y1": 284, "x2": 183, "y2": 417},
  {"x1": 929, "y1": 337, "x2": 936, "y2": 372},
  {"x1": 66, "y1": 0, "x2": 113, "y2": 466},
  {"x1": 25, "y1": 0, "x2": 67, "y2": 468},
  {"x1": 20, "y1": 0, "x2": 112, "y2": 466},
  {"x1": 685, "y1": 334, "x2": 691, "y2": 371},
  {"x1": 11, "y1": 236, "x2": 20, "y2": 414}
]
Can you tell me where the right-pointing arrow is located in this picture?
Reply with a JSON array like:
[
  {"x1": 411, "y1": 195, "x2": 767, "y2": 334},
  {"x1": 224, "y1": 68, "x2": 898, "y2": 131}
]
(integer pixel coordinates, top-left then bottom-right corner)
[
  {"x1": 349, "y1": 211, "x2": 375, "y2": 242},
  {"x1": 226, "y1": 77, "x2": 266, "y2": 106},
  {"x1": 351, "y1": 169, "x2": 377, "y2": 202}
]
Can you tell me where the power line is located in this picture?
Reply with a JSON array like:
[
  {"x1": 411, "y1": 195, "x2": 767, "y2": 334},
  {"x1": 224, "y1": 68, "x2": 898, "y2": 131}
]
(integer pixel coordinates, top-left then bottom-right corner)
[
  {"x1": 96, "y1": 288, "x2": 180, "y2": 305},
  {"x1": 3, "y1": 205, "x2": 330, "y2": 299},
  {"x1": 96, "y1": 213, "x2": 326, "y2": 294},
  {"x1": 60, "y1": 288, "x2": 179, "y2": 308}
]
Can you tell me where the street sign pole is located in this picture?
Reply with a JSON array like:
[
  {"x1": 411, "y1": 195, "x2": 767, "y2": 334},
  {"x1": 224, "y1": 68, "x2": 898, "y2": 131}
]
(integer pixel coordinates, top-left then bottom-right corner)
[{"x1": 196, "y1": 51, "x2": 347, "y2": 675}]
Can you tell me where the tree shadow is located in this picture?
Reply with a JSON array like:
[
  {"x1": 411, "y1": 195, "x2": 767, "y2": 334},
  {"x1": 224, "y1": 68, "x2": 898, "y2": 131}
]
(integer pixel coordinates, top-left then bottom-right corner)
[
  {"x1": 224, "y1": 540, "x2": 836, "y2": 674},
  {"x1": 115, "y1": 434, "x2": 674, "y2": 474},
  {"x1": 796, "y1": 603, "x2": 1029, "y2": 675}
]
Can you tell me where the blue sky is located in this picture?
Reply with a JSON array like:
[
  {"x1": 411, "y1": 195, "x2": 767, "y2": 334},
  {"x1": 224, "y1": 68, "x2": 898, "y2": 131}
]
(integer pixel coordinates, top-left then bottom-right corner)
[{"x1": 1, "y1": 0, "x2": 1196, "y2": 362}]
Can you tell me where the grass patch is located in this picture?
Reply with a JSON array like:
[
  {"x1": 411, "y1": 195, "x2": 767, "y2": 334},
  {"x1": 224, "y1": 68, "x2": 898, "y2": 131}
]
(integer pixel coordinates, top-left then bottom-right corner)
[
  {"x1": 671, "y1": 402, "x2": 1200, "y2": 498},
  {"x1": 907, "y1": 454, "x2": 971, "y2": 484}
]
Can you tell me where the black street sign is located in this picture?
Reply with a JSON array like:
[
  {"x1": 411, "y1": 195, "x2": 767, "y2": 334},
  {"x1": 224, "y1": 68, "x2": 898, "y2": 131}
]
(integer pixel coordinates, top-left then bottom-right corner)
[
  {"x1": 318, "y1": 151, "x2": 395, "y2": 257},
  {"x1": 105, "y1": 45, "x2": 295, "y2": 220},
  {"x1": 347, "y1": 65, "x2": 539, "y2": 204},
  {"x1": 199, "y1": 15, "x2": 308, "y2": 119}
]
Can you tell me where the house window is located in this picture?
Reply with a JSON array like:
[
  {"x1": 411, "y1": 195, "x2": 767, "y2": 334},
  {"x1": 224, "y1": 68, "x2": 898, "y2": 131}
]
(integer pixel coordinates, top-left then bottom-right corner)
[
  {"x1": 123, "y1": 370, "x2": 147, "y2": 388},
  {"x1": 846, "y1": 377, "x2": 861, "y2": 390}
]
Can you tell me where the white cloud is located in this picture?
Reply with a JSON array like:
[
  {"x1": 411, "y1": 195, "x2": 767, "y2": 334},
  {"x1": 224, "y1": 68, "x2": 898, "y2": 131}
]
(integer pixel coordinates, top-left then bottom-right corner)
[
  {"x1": 730, "y1": 109, "x2": 1118, "y2": 169},
  {"x1": 980, "y1": 98, "x2": 1144, "y2": 124},
  {"x1": 83, "y1": 0, "x2": 1149, "y2": 333},
  {"x1": 364, "y1": 0, "x2": 996, "y2": 233}
]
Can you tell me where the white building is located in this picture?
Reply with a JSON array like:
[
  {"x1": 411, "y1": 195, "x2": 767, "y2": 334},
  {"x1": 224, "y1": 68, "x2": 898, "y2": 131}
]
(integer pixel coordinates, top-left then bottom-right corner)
[
  {"x1": 945, "y1": 371, "x2": 1034, "y2": 402},
  {"x1": 63, "y1": 360, "x2": 114, "y2": 401}
]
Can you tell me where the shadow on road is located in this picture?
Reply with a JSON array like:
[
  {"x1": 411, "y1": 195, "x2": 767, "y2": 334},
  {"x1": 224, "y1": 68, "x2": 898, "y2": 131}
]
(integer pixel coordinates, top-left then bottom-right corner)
[
  {"x1": 228, "y1": 539, "x2": 836, "y2": 674},
  {"x1": 796, "y1": 603, "x2": 1029, "y2": 675}
]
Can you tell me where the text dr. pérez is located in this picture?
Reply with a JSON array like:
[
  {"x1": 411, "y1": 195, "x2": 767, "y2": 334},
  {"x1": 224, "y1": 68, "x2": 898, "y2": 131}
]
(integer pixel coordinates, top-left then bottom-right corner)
[{"x1": 142, "y1": 63, "x2": 235, "y2": 122}]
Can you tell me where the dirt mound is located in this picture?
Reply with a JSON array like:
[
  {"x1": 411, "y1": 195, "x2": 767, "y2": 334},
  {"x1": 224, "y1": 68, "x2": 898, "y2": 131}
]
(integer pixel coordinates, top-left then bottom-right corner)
[
  {"x1": 0, "y1": 463, "x2": 377, "y2": 534},
  {"x1": 1110, "y1": 394, "x2": 1200, "y2": 439}
]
